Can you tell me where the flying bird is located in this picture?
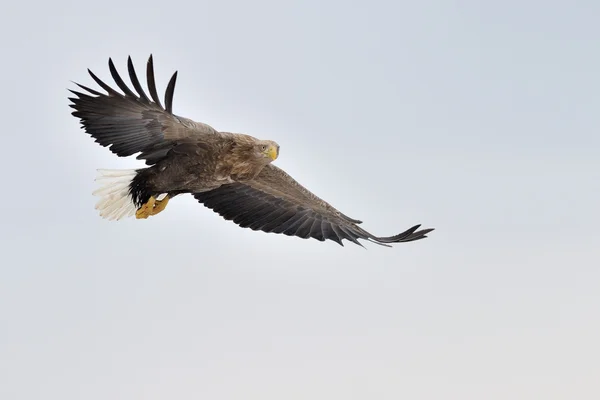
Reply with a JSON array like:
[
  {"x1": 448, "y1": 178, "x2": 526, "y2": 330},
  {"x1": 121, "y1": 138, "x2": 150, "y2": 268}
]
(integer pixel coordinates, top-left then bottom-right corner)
[{"x1": 68, "y1": 55, "x2": 434, "y2": 247}]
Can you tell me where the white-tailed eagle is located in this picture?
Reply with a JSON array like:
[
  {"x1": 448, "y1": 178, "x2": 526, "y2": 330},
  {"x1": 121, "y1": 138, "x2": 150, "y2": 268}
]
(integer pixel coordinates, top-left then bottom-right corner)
[{"x1": 69, "y1": 55, "x2": 434, "y2": 247}]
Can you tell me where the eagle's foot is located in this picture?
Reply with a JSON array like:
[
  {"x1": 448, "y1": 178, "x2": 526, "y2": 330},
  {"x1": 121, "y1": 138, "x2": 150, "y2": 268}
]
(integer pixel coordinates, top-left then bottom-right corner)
[
  {"x1": 135, "y1": 196, "x2": 156, "y2": 219},
  {"x1": 135, "y1": 195, "x2": 170, "y2": 219},
  {"x1": 152, "y1": 195, "x2": 170, "y2": 215}
]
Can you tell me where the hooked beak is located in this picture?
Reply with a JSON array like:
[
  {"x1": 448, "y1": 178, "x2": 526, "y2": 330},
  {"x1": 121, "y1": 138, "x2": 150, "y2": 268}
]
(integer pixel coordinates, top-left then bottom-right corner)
[{"x1": 267, "y1": 145, "x2": 279, "y2": 161}]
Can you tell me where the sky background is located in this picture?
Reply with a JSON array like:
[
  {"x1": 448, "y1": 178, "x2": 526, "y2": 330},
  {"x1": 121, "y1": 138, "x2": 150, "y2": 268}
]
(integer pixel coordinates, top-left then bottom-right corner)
[{"x1": 1, "y1": 0, "x2": 599, "y2": 399}]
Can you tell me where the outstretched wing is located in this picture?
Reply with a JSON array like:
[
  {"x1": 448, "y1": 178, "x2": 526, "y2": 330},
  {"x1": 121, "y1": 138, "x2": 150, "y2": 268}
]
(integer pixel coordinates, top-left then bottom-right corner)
[
  {"x1": 194, "y1": 165, "x2": 434, "y2": 247},
  {"x1": 69, "y1": 55, "x2": 219, "y2": 165}
]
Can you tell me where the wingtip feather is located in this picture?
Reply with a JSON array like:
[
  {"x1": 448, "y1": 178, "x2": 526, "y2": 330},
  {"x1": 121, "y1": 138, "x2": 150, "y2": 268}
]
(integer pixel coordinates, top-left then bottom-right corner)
[
  {"x1": 146, "y1": 54, "x2": 164, "y2": 109},
  {"x1": 165, "y1": 71, "x2": 178, "y2": 114}
]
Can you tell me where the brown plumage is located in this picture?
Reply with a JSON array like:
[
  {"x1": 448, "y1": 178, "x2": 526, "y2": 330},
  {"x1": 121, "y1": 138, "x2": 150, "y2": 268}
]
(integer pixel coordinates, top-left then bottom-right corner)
[{"x1": 69, "y1": 55, "x2": 434, "y2": 247}]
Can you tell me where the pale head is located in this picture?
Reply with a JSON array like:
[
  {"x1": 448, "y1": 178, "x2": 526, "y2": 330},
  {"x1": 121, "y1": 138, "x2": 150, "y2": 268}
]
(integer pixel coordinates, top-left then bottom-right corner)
[{"x1": 253, "y1": 140, "x2": 280, "y2": 164}]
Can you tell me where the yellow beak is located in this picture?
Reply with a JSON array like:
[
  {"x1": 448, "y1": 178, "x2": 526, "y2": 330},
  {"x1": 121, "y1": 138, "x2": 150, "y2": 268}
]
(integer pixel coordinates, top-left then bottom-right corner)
[{"x1": 267, "y1": 145, "x2": 279, "y2": 161}]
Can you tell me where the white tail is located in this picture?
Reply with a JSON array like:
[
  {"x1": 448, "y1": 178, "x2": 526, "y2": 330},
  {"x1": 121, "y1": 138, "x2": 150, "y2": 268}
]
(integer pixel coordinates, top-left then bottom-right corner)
[{"x1": 93, "y1": 169, "x2": 138, "y2": 221}]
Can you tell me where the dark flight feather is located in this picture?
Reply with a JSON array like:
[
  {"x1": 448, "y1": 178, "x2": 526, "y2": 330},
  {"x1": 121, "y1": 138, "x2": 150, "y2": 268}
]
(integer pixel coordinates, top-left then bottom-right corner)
[
  {"x1": 146, "y1": 55, "x2": 163, "y2": 109},
  {"x1": 165, "y1": 71, "x2": 178, "y2": 114},
  {"x1": 108, "y1": 58, "x2": 137, "y2": 98},
  {"x1": 127, "y1": 56, "x2": 151, "y2": 103}
]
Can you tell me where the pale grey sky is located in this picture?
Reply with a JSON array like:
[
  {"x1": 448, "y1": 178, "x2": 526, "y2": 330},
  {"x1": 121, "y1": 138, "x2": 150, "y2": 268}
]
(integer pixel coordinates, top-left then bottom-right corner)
[{"x1": 1, "y1": 0, "x2": 599, "y2": 399}]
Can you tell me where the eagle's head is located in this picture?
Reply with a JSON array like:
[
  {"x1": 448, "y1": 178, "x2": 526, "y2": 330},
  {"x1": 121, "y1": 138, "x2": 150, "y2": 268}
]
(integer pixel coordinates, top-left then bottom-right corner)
[
  {"x1": 253, "y1": 140, "x2": 280, "y2": 164},
  {"x1": 227, "y1": 135, "x2": 281, "y2": 180}
]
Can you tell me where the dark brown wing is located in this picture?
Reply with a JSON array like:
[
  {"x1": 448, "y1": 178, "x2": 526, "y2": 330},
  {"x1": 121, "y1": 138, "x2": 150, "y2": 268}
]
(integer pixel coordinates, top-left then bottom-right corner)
[
  {"x1": 194, "y1": 165, "x2": 434, "y2": 247},
  {"x1": 69, "y1": 55, "x2": 219, "y2": 165}
]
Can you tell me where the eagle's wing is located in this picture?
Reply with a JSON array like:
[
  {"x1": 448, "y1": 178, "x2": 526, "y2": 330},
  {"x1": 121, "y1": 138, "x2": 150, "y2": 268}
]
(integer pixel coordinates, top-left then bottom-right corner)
[
  {"x1": 69, "y1": 55, "x2": 219, "y2": 165},
  {"x1": 194, "y1": 164, "x2": 434, "y2": 247}
]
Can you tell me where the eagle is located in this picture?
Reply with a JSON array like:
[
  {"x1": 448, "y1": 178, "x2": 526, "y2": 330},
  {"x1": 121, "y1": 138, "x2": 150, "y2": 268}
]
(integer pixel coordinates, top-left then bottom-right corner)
[{"x1": 68, "y1": 55, "x2": 434, "y2": 247}]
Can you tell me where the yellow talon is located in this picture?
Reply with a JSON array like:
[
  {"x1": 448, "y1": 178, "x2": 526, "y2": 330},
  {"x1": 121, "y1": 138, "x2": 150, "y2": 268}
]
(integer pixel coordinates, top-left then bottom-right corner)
[
  {"x1": 135, "y1": 195, "x2": 170, "y2": 219},
  {"x1": 151, "y1": 195, "x2": 170, "y2": 215},
  {"x1": 135, "y1": 196, "x2": 156, "y2": 219}
]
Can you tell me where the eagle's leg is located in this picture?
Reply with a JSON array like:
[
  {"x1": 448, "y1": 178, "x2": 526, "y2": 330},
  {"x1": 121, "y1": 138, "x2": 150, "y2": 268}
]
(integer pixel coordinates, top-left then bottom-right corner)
[
  {"x1": 151, "y1": 195, "x2": 170, "y2": 216},
  {"x1": 135, "y1": 196, "x2": 156, "y2": 219}
]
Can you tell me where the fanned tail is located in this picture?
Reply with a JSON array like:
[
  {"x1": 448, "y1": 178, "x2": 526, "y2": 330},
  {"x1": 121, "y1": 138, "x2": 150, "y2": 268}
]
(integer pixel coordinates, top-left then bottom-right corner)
[{"x1": 93, "y1": 169, "x2": 138, "y2": 220}]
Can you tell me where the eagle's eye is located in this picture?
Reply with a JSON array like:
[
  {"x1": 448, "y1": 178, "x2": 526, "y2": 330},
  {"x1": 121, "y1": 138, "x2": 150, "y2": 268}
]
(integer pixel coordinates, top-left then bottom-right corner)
[{"x1": 260, "y1": 145, "x2": 267, "y2": 151}]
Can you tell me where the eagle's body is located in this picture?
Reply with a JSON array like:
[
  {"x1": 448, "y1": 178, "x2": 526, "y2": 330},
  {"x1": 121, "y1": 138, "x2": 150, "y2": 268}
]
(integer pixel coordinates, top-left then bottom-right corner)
[
  {"x1": 69, "y1": 55, "x2": 433, "y2": 247},
  {"x1": 129, "y1": 132, "x2": 279, "y2": 207}
]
